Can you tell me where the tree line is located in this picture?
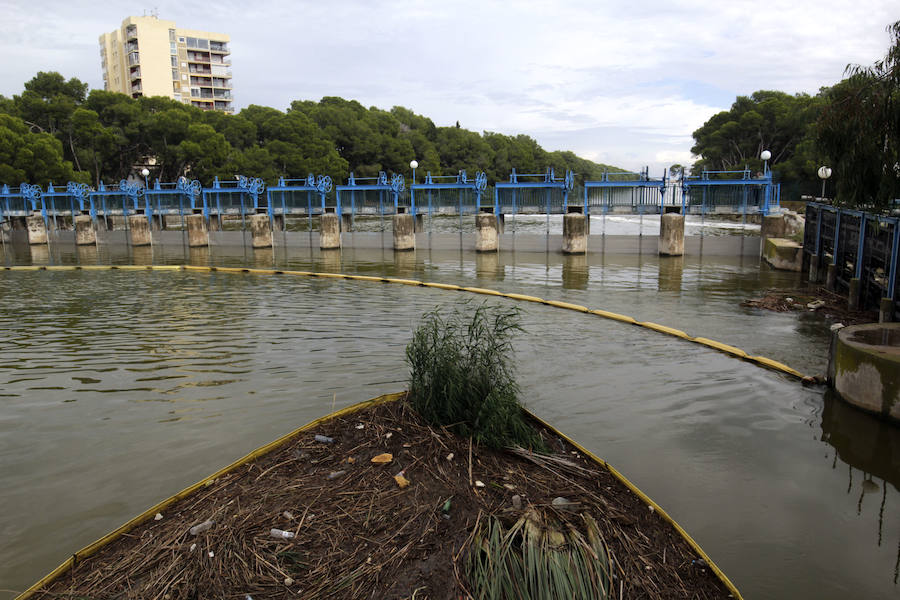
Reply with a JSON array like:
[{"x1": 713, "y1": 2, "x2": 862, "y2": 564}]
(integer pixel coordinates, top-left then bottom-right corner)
[
  {"x1": 689, "y1": 19, "x2": 900, "y2": 212},
  {"x1": 0, "y1": 74, "x2": 623, "y2": 190}
]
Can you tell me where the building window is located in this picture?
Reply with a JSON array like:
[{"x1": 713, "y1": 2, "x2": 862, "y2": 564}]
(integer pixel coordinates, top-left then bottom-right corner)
[
  {"x1": 171, "y1": 56, "x2": 177, "y2": 67},
  {"x1": 170, "y1": 42, "x2": 176, "y2": 54},
  {"x1": 172, "y1": 69, "x2": 178, "y2": 80},
  {"x1": 169, "y1": 29, "x2": 176, "y2": 41}
]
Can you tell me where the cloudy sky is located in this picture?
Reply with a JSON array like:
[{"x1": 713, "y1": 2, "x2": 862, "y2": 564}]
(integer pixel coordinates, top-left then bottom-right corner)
[{"x1": 1, "y1": 0, "x2": 895, "y2": 173}]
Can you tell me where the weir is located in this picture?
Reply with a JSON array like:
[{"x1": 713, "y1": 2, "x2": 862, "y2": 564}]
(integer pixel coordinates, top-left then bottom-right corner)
[{"x1": 0, "y1": 167, "x2": 787, "y2": 258}]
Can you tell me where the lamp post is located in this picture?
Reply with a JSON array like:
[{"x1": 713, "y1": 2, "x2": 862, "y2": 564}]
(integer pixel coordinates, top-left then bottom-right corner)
[
  {"x1": 817, "y1": 166, "x2": 832, "y2": 201},
  {"x1": 141, "y1": 168, "x2": 150, "y2": 189},
  {"x1": 409, "y1": 159, "x2": 418, "y2": 185},
  {"x1": 760, "y1": 150, "x2": 771, "y2": 175}
]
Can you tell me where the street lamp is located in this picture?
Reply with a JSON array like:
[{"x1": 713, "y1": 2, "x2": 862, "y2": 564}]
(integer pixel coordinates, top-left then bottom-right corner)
[
  {"x1": 409, "y1": 160, "x2": 418, "y2": 185},
  {"x1": 817, "y1": 166, "x2": 832, "y2": 201},
  {"x1": 760, "y1": 150, "x2": 771, "y2": 175},
  {"x1": 141, "y1": 168, "x2": 150, "y2": 188}
]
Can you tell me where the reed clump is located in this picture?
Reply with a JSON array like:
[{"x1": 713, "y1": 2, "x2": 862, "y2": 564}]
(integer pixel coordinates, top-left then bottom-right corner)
[{"x1": 406, "y1": 303, "x2": 544, "y2": 450}]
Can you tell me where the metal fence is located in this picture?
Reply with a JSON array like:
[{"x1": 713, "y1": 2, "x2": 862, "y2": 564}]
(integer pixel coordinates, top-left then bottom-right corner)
[
  {"x1": 683, "y1": 169, "x2": 779, "y2": 215},
  {"x1": 804, "y1": 202, "x2": 900, "y2": 313},
  {"x1": 494, "y1": 168, "x2": 574, "y2": 215},
  {"x1": 410, "y1": 170, "x2": 487, "y2": 216},
  {"x1": 583, "y1": 169, "x2": 669, "y2": 215}
]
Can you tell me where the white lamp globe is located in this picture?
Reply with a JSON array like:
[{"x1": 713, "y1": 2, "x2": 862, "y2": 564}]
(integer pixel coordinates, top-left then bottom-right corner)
[
  {"x1": 410, "y1": 160, "x2": 419, "y2": 169},
  {"x1": 760, "y1": 150, "x2": 771, "y2": 161},
  {"x1": 817, "y1": 166, "x2": 832, "y2": 180},
  {"x1": 141, "y1": 168, "x2": 150, "y2": 177}
]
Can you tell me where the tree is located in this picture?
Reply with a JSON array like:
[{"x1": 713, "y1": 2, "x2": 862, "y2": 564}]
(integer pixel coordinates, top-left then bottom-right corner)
[
  {"x1": 0, "y1": 113, "x2": 86, "y2": 186},
  {"x1": 690, "y1": 90, "x2": 823, "y2": 197},
  {"x1": 817, "y1": 20, "x2": 900, "y2": 211}
]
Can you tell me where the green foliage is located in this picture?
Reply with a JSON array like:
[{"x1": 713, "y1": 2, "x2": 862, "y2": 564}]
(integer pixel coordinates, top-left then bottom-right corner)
[
  {"x1": 690, "y1": 90, "x2": 824, "y2": 197},
  {"x1": 0, "y1": 113, "x2": 84, "y2": 186},
  {"x1": 405, "y1": 303, "x2": 542, "y2": 450},
  {"x1": 817, "y1": 20, "x2": 900, "y2": 212},
  {"x1": 465, "y1": 510, "x2": 611, "y2": 600},
  {"x1": 1, "y1": 70, "x2": 622, "y2": 188}
]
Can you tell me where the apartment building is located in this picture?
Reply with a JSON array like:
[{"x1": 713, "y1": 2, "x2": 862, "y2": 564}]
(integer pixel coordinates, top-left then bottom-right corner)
[{"x1": 99, "y1": 15, "x2": 233, "y2": 113}]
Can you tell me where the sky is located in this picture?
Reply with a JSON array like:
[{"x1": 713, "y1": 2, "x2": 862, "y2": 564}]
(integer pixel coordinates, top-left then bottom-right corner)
[{"x1": 1, "y1": 0, "x2": 896, "y2": 174}]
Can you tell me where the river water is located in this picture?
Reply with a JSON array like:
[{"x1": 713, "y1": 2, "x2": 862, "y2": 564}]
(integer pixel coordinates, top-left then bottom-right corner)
[{"x1": 0, "y1": 235, "x2": 897, "y2": 599}]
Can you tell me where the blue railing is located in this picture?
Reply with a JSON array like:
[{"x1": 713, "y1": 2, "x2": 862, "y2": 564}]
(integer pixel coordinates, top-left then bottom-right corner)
[
  {"x1": 804, "y1": 202, "x2": 900, "y2": 312},
  {"x1": 1, "y1": 167, "x2": 787, "y2": 229},
  {"x1": 266, "y1": 174, "x2": 332, "y2": 218},
  {"x1": 583, "y1": 168, "x2": 669, "y2": 215},
  {"x1": 410, "y1": 170, "x2": 487, "y2": 217},
  {"x1": 682, "y1": 169, "x2": 778, "y2": 216},
  {"x1": 494, "y1": 168, "x2": 574, "y2": 215},
  {"x1": 335, "y1": 171, "x2": 405, "y2": 221}
]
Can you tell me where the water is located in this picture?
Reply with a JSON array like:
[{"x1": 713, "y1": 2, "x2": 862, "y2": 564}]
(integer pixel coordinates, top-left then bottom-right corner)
[{"x1": 0, "y1": 240, "x2": 898, "y2": 599}]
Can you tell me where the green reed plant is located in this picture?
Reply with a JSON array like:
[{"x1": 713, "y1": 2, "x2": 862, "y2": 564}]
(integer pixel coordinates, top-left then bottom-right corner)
[
  {"x1": 465, "y1": 510, "x2": 611, "y2": 600},
  {"x1": 405, "y1": 303, "x2": 543, "y2": 450}
]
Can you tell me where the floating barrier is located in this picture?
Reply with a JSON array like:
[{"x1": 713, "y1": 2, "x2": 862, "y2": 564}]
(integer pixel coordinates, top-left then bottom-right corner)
[
  {"x1": 15, "y1": 391, "x2": 743, "y2": 600},
  {"x1": 2, "y1": 264, "x2": 809, "y2": 380}
]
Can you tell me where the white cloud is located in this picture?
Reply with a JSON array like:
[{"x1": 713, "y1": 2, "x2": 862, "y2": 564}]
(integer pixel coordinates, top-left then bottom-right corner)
[{"x1": 0, "y1": 0, "x2": 895, "y2": 174}]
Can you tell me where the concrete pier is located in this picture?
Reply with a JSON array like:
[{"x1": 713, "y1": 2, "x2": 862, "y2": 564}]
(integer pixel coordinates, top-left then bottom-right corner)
[
  {"x1": 809, "y1": 254, "x2": 821, "y2": 283},
  {"x1": 762, "y1": 238, "x2": 802, "y2": 271},
  {"x1": 414, "y1": 214, "x2": 425, "y2": 232},
  {"x1": 848, "y1": 278, "x2": 861, "y2": 310},
  {"x1": 827, "y1": 323, "x2": 900, "y2": 422},
  {"x1": 186, "y1": 214, "x2": 209, "y2": 248},
  {"x1": 760, "y1": 214, "x2": 786, "y2": 255},
  {"x1": 26, "y1": 215, "x2": 48, "y2": 245},
  {"x1": 341, "y1": 214, "x2": 353, "y2": 232},
  {"x1": 826, "y1": 263, "x2": 837, "y2": 292},
  {"x1": 562, "y1": 213, "x2": 587, "y2": 254},
  {"x1": 208, "y1": 215, "x2": 221, "y2": 232},
  {"x1": 320, "y1": 213, "x2": 341, "y2": 250},
  {"x1": 475, "y1": 213, "x2": 499, "y2": 252},
  {"x1": 74, "y1": 215, "x2": 96, "y2": 246},
  {"x1": 151, "y1": 214, "x2": 166, "y2": 231},
  {"x1": 881, "y1": 298, "x2": 895, "y2": 323},
  {"x1": 393, "y1": 214, "x2": 415, "y2": 251},
  {"x1": 658, "y1": 213, "x2": 685, "y2": 256},
  {"x1": 250, "y1": 214, "x2": 273, "y2": 249},
  {"x1": 128, "y1": 215, "x2": 152, "y2": 246}
]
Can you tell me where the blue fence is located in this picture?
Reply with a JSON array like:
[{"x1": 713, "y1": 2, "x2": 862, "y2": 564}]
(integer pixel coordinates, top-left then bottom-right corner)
[
  {"x1": 803, "y1": 202, "x2": 900, "y2": 313},
  {"x1": 683, "y1": 169, "x2": 779, "y2": 216},
  {"x1": 410, "y1": 170, "x2": 487, "y2": 217},
  {"x1": 335, "y1": 171, "x2": 405, "y2": 221},
  {"x1": 583, "y1": 168, "x2": 669, "y2": 215},
  {"x1": 1, "y1": 167, "x2": 784, "y2": 231},
  {"x1": 494, "y1": 168, "x2": 574, "y2": 215}
]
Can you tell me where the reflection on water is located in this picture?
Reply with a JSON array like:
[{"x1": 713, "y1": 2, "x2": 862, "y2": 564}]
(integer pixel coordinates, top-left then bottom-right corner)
[
  {"x1": 820, "y1": 391, "x2": 900, "y2": 584},
  {"x1": 1, "y1": 241, "x2": 897, "y2": 599}
]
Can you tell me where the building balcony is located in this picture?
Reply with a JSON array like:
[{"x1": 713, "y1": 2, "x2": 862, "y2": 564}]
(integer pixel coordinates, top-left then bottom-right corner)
[
  {"x1": 125, "y1": 25, "x2": 137, "y2": 39},
  {"x1": 209, "y1": 41, "x2": 229, "y2": 52},
  {"x1": 125, "y1": 41, "x2": 139, "y2": 53},
  {"x1": 131, "y1": 82, "x2": 142, "y2": 93},
  {"x1": 130, "y1": 68, "x2": 141, "y2": 80},
  {"x1": 188, "y1": 66, "x2": 211, "y2": 74},
  {"x1": 127, "y1": 52, "x2": 140, "y2": 66}
]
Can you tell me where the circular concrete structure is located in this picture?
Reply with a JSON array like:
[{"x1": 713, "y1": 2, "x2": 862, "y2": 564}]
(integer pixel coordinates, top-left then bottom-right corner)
[{"x1": 829, "y1": 323, "x2": 900, "y2": 423}]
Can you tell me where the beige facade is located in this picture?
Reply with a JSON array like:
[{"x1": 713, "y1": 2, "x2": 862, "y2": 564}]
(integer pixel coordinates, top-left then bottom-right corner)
[{"x1": 99, "y1": 16, "x2": 233, "y2": 113}]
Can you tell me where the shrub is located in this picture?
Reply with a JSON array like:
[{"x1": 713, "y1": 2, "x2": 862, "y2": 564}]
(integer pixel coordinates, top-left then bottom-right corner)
[{"x1": 405, "y1": 303, "x2": 543, "y2": 450}]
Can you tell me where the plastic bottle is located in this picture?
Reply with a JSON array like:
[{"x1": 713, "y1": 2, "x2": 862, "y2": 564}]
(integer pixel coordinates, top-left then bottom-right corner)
[
  {"x1": 314, "y1": 434, "x2": 334, "y2": 443},
  {"x1": 270, "y1": 528, "x2": 295, "y2": 540},
  {"x1": 189, "y1": 520, "x2": 214, "y2": 535}
]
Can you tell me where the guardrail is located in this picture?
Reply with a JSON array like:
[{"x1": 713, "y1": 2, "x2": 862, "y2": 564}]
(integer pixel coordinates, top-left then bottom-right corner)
[{"x1": 803, "y1": 202, "x2": 899, "y2": 313}]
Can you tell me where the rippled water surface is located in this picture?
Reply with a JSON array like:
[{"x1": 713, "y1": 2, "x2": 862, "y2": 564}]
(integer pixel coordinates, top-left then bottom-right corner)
[{"x1": 0, "y1": 241, "x2": 898, "y2": 599}]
